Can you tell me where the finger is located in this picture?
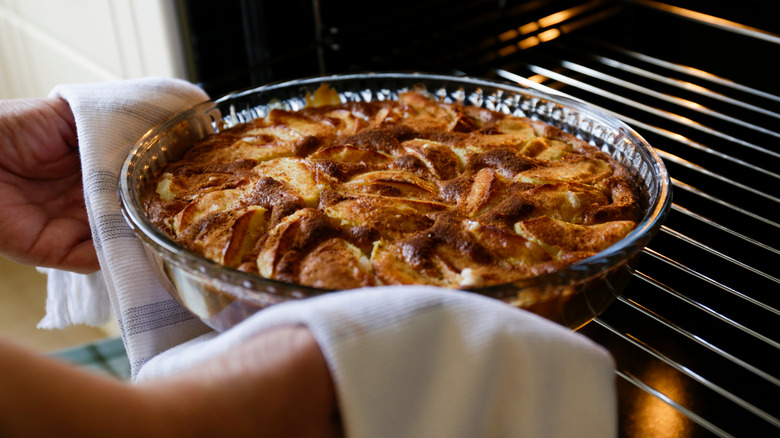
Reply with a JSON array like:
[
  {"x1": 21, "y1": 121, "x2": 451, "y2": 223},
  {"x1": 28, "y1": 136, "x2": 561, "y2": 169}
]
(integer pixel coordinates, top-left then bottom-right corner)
[
  {"x1": 19, "y1": 215, "x2": 97, "y2": 274},
  {"x1": 0, "y1": 98, "x2": 79, "y2": 178},
  {"x1": 46, "y1": 97, "x2": 78, "y2": 150},
  {"x1": 56, "y1": 239, "x2": 100, "y2": 274}
]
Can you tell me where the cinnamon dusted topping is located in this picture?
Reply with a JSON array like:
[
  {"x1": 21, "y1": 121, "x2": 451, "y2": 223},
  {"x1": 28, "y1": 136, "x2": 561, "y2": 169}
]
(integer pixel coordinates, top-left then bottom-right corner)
[{"x1": 143, "y1": 91, "x2": 642, "y2": 290}]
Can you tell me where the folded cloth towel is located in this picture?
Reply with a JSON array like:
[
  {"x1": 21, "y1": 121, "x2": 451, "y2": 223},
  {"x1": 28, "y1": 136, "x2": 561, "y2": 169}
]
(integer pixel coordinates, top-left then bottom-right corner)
[
  {"x1": 45, "y1": 77, "x2": 213, "y2": 372},
  {"x1": 141, "y1": 286, "x2": 617, "y2": 438},
  {"x1": 37, "y1": 267, "x2": 110, "y2": 329},
  {"x1": 43, "y1": 77, "x2": 617, "y2": 437}
]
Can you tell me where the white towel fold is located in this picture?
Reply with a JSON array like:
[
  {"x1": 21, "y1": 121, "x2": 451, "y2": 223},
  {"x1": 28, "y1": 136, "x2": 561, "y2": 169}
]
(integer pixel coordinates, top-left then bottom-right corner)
[
  {"x1": 36, "y1": 267, "x2": 110, "y2": 329},
  {"x1": 47, "y1": 77, "x2": 213, "y2": 373},
  {"x1": 42, "y1": 77, "x2": 617, "y2": 437},
  {"x1": 141, "y1": 286, "x2": 618, "y2": 438}
]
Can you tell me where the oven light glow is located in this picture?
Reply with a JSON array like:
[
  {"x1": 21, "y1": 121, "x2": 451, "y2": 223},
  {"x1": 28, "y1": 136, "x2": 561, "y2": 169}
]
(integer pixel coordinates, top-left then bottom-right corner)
[
  {"x1": 539, "y1": 10, "x2": 573, "y2": 28},
  {"x1": 518, "y1": 22, "x2": 540, "y2": 35},
  {"x1": 629, "y1": 363, "x2": 694, "y2": 437},
  {"x1": 498, "y1": 29, "x2": 518, "y2": 42},
  {"x1": 538, "y1": 28, "x2": 561, "y2": 43},
  {"x1": 498, "y1": 22, "x2": 540, "y2": 42},
  {"x1": 517, "y1": 36, "x2": 540, "y2": 51},
  {"x1": 498, "y1": 45, "x2": 518, "y2": 57}
]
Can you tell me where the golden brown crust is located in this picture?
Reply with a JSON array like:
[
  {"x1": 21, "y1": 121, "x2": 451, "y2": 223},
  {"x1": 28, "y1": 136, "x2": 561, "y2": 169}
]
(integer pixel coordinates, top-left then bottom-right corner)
[{"x1": 143, "y1": 91, "x2": 642, "y2": 290}]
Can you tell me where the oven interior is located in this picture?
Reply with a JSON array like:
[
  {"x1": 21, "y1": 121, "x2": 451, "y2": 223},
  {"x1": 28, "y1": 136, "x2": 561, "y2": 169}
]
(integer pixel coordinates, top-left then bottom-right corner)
[{"x1": 175, "y1": 0, "x2": 780, "y2": 436}]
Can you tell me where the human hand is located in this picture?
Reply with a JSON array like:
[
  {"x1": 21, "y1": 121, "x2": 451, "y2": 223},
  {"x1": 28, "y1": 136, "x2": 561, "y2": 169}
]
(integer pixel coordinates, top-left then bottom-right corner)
[{"x1": 0, "y1": 97, "x2": 98, "y2": 273}]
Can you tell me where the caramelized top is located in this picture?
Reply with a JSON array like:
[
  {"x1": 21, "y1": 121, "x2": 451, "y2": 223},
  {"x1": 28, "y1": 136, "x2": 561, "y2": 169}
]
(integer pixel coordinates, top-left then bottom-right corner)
[{"x1": 144, "y1": 91, "x2": 642, "y2": 290}]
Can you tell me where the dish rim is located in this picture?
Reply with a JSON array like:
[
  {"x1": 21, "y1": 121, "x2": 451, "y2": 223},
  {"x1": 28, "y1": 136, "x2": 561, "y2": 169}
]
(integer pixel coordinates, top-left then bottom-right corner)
[{"x1": 118, "y1": 71, "x2": 672, "y2": 302}]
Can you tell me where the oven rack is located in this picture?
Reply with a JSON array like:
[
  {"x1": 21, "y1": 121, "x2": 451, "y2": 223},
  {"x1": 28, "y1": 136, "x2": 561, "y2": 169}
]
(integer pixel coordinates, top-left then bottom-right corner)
[
  {"x1": 178, "y1": 1, "x2": 778, "y2": 435},
  {"x1": 483, "y1": 2, "x2": 779, "y2": 436}
]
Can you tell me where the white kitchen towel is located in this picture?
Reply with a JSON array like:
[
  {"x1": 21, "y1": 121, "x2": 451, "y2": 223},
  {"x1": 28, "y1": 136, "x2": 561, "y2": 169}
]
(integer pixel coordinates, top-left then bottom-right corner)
[
  {"x1": 43, "y1": 77, "x2": 617, "y2": 436},
  {"x1": 36, "y1": 267, "x2": 110, "y2": 329},
  {"x1": 46, "y1": 77, "x2": 213, "y2": 375},
  {"x1": 140, "y1": 286, "x2": 618, "y2": 438}
]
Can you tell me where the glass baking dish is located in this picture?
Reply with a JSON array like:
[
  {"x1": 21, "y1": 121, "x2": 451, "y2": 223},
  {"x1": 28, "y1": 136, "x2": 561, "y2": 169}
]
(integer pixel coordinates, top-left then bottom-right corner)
[{"x1": 118, "y1": 72, "x2": 672, "y2": 331}]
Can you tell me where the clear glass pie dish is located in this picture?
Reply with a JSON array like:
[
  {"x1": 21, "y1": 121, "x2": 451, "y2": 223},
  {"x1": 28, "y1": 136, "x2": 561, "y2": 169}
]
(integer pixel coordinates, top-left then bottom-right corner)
[{"x1": 118, "y1": 72, "x2": 672, "y2": 331}]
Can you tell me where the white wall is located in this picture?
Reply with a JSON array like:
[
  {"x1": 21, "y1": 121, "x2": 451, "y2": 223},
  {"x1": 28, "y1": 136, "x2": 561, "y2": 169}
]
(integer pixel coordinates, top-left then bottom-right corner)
[{"x1": 0, "y1": 0, "x2": 187, "y2": 99}]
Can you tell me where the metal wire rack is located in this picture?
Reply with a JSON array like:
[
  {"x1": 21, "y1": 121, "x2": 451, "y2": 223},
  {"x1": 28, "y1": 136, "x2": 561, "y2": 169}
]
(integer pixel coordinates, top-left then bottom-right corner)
[
  {"x1": 179, "y1": 1, "x2": 778, "y2": 435},
  {"x1": 482, "y1": 1, "x2": 779, "y2": 436}
]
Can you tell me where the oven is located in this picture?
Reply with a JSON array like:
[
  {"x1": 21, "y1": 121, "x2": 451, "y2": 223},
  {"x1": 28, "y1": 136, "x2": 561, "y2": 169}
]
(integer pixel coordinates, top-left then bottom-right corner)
[{"x1": 174, "y1": 1, "x2": 780, "y2": 435}]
